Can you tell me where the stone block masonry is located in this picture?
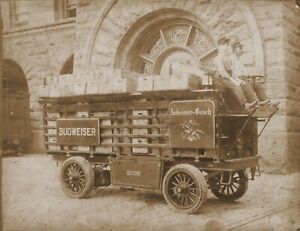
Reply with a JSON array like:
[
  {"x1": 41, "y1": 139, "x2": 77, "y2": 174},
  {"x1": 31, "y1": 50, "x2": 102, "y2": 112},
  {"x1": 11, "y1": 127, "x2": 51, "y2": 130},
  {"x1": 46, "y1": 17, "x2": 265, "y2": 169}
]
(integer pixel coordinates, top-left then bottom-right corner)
[
  {"x1": 73, "y1": 0, "x2": 300, "y2": 173},
  {"x1": 283, "y1": 2, "x2": 300, "y2": 172},
  {"x1": 3, "y1": 21, "x2": 76, "y2": 153}
]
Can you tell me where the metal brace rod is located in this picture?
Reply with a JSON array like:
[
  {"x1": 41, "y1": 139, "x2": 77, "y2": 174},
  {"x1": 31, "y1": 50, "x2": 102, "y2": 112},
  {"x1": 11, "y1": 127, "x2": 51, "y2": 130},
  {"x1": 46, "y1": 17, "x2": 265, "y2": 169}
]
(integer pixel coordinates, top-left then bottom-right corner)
[{"x1": 258, "y1": 107, "x2": 279, "y2": 138}]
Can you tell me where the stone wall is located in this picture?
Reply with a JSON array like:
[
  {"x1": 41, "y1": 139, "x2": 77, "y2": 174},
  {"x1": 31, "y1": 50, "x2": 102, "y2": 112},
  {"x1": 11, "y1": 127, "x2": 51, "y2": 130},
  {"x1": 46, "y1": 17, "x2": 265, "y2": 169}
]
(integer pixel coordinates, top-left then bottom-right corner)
[
  {"x1": 3, "y1": 21, "x2": 76, "y2": 153},
  {"x1": 1, "y1": 1, "x2": 55, "y2": 32},
  {"x1": 249, "y1": 1, "x2": 288, "y2": 172},
  {"x1": 83, "y1": 0, "x2": 261, "y2": 75},
  {"x1": 2, "y1": 0, "x2": 299, "y2": 172},
  {"x1": 283, "y1": 2, "x2": 300, "y2": 172},
  {"x1": 74, "y1": 0, "x2": 107, "y2": 76},
  {"x1": 73, "y1": 0, "x2": 298, "y2": 172},
  {"x1": 249, "y1": 1, "x2": 300, "y2": 173}
]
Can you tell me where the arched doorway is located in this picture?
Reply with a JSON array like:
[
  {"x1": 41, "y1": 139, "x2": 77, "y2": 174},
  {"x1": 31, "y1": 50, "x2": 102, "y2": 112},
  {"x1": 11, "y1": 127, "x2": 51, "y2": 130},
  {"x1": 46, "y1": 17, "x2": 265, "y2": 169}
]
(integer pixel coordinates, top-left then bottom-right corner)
[
  {"x1": 115, "y1": 9, "x2": 217, "y2": 75},
  {"x1": 3, "y1": 59, "x2": 31, "y2": 155}
]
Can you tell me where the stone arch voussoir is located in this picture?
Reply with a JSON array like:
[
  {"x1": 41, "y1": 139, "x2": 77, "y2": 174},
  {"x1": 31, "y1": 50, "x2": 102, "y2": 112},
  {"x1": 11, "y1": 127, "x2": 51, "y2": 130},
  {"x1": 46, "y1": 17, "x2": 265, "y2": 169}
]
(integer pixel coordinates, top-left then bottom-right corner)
[{"x1": 88, "y1": 0, "x2": 264, "y2": 76}]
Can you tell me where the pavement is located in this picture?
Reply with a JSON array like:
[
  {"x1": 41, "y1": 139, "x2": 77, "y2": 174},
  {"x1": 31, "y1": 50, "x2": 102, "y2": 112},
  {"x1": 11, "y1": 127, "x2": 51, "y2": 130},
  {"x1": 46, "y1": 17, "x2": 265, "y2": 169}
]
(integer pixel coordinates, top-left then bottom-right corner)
[{"x1": 2, "y1": 155, "x2": 300, "y2": 231}]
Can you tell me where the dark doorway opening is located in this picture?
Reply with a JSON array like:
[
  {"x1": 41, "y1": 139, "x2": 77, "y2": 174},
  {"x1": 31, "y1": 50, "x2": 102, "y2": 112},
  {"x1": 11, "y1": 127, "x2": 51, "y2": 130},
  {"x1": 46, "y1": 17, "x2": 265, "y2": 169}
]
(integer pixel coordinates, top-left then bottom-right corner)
[{"x1": 2, "y1": 59, "x2": 31, "y2": 155}]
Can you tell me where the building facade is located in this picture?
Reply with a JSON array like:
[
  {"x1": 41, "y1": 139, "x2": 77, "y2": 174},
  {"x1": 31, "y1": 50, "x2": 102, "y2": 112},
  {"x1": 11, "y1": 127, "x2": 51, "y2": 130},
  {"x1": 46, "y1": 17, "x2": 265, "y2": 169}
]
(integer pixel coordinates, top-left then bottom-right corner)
[{"x1": 2, "y1": 0, "x2": 300, "y2": 173}]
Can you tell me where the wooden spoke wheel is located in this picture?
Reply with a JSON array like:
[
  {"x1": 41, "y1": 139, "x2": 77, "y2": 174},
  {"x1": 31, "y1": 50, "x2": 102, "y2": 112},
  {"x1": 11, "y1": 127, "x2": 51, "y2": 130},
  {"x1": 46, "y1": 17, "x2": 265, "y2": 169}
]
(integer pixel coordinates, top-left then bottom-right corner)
[
  {"x1": 60, "y1": 156, "x2": 95, "y2": 198},
  {"x1": 163, "y1": 164, "x2": 208, "y2": 214},
  {"x1": 209, "y1": 170, "x2": 248, "y2": 201}
]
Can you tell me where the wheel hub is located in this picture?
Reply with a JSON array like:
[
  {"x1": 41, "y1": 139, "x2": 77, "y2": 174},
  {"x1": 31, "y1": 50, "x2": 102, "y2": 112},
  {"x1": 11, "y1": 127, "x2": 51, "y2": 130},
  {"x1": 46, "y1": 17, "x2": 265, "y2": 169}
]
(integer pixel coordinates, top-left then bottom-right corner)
[
  {"x1": 70, "y1": 171, "x2": 80, "y2": 180},
  {"x1": 176, "y1": 183, "x2": 190, "y2": 195}
]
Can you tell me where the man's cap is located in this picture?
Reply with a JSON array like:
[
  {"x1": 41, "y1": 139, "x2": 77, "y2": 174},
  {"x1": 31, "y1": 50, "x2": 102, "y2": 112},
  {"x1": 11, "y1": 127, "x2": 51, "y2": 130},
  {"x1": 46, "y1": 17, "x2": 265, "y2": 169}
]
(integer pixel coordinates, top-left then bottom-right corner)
[{"x1": 217, "y1": 36, "x2": 230, "y2": 45}]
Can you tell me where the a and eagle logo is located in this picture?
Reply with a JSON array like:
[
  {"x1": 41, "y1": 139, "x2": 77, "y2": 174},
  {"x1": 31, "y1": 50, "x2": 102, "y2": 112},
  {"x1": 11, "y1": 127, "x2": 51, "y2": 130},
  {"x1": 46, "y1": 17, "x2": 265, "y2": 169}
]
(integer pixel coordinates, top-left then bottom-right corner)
[
  {"x1": 180, "y1": 119, "x2": 205, "y2": 142},
  {"x1": 169, "y1": 100, "x2": 215, "y2": 149}
]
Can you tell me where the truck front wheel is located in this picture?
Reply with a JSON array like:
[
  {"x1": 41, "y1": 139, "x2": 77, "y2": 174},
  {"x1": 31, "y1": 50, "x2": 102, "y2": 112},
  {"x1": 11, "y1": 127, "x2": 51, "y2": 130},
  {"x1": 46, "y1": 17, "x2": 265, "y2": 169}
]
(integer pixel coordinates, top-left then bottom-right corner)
[
  {"x1": 162, "y1": 164, "x2": 208, "y2": 214},
  {"x1": 60, "y1": 156, "x2": 95, "y2": 198}
]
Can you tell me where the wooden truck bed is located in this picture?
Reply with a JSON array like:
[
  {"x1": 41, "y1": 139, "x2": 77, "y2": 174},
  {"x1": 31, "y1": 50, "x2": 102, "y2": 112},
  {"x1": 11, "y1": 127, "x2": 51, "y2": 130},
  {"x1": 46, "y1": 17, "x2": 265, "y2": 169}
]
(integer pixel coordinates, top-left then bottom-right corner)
[{"x1": 40, "y1": 89, "x2": 277, "y2": 162}]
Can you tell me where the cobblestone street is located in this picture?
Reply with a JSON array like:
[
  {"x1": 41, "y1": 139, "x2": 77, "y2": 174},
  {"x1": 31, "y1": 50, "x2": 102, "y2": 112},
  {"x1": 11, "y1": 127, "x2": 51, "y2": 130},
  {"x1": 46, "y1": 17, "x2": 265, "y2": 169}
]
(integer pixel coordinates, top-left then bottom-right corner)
[{"x1": 2, "y1": 155, "x2": 300, "y2": 231}]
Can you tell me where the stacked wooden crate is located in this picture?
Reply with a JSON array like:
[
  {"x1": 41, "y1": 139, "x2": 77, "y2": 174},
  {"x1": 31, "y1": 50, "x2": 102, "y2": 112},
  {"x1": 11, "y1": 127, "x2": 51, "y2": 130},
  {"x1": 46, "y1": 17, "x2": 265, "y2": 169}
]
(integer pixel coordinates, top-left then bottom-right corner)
[
  {"x1": 137, "y1": 73, "x2": 201, "y2": 92},
  {"x1": 45, "y1": 112, "x2": 60, "y2": 151},
  {"x1": 40, "y1": 69, "x2": 140, "y2": 98},
  {"x1": 40, "y1": 95, "x2": 174, "y2": 157},
  {"x1": 137, "y1": 75, "x2": 154, "y2": 91},
  {"x1": 39, "y1": 74, "x2": 79, "y2": 98},
  {"x1": 49, "y1": 76, "x2": 60, "y2": 97},
  {"x1": 38, "y1": 78, "x2": 51, "y2": 97},
  {"x1": 97, "y1": 72, "x2": 112, "y2": 94},
  {"x1": 135, "y1": 61, "x2": 215, "y2": 92},
  {"x1": 85, "y1": 72, "x2": 98, "y2": 95},
  {"x1": 76, "y1": 111, "x2": 90, "y2": 152},
  {"x1": 110, "y1": 69, "x2": 138, "y2": 94},
  {"x1": 73, "y1": 75, "x2": 87, "y2": 95},
  {"x1": 132, "y1": 110, "x2": 149, "y2": 154},
  {"x1": 170, "y1": 74, "x2": 201, "y2": 90},
  {"x1": 40, "y1": 67, "x2": 208, "y2": 99},
  {"x1": 92, "y1": 111, "x2": 113, "y2": 154},
  {"x1": 59, "y1": 74, "x2": 74, "y2": 96},
  {"x1": 99, "y1": 69, "x2": 139, "y2": 94}
]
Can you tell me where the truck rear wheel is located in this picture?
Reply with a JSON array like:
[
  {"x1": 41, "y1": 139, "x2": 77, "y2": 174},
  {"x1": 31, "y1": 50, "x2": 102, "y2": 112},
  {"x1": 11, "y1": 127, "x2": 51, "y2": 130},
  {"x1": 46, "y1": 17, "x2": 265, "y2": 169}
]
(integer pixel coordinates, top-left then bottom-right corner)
[
  {"x1": 60, "y1": 156, "x2": 95, "y2": 198},
  {"x1": 209, "y1": 170, "x2": 248, "y2": 201},
  {"x1": 162, "y1": 164, "x2": 208, "y2": 214}
]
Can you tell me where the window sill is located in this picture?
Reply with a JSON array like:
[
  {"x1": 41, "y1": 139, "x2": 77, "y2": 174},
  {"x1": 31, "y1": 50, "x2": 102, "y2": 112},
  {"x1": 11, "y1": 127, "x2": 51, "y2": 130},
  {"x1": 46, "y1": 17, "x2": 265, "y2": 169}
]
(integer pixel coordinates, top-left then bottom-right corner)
[{"x1": 3, "y1": 18, "x2": 76, "y2": 36}]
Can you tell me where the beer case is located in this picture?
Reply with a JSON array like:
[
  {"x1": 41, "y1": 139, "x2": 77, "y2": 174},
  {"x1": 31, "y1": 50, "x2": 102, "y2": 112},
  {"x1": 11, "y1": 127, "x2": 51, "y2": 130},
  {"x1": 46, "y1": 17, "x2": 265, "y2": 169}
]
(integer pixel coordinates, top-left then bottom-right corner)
[
  {"x1": 59, "y1": 74, "x2": 74, "y2": 97},
  {"x1": 137, "y1": 75, "x2": 154, "y2": 91},
  {"x1": 153, "y1": 75, "x2": 170, "y2": 90}
]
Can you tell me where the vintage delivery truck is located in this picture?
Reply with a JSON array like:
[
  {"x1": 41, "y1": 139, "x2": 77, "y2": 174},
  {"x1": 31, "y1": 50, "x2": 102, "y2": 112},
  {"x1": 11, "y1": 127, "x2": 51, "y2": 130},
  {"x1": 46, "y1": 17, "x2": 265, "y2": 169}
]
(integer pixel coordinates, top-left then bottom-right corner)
[{"x1": 39, "y1": 76, "x2": 278, "y2": 214}]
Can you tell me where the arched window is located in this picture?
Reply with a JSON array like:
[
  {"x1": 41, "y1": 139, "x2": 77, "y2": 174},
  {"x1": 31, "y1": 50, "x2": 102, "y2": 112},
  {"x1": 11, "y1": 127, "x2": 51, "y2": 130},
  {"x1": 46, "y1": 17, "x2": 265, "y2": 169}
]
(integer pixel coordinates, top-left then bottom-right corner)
[
  {"x1": 115, "y1": 10, "x2": 217, "y2": 76},
  {"x1": 134, "y1": 21, "x2": 216, "y2": 75}
]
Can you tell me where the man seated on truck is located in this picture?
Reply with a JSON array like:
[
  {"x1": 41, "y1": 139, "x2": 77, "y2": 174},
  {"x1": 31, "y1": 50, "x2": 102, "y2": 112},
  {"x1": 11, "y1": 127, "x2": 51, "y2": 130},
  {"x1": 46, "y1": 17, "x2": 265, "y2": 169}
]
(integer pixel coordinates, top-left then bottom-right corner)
[
  {"x1": 213, "y1": 36, "x2": 258, "y2": 111},
  {"x1": 230, "y1": 40, "x2": 273, "y2": 106}
]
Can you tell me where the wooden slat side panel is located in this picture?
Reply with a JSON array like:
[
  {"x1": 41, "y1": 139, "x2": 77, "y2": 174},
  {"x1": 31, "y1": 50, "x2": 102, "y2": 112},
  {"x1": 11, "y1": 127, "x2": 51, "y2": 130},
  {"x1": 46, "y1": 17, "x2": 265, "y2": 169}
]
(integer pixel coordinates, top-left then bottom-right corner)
[
  {"x1": 100, "y1": 143, "x2": 169, "y2": 148},
  {"x1": 41, "y1": 96, "x2": 174, "y2": 157},
  {"x1": 100, "y1": 134, "x2": 168, "y2": 138},
  {"x1": 100, "y1": 124, "x2": 168, "y2": 129},
  {"x1": 90, "y1": 101, "x2": 169, "y2": 112},
  {"x1": 43, "y1": 104, "x2": 89, "y2": 113}
]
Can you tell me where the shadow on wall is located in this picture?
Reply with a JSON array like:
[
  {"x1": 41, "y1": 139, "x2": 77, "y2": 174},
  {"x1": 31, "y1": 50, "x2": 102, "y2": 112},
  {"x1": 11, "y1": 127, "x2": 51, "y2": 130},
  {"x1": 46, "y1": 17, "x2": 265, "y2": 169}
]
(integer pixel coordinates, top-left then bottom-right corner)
[{"x1": 60, "y1": 54, "x2": 74, "y2": 75}]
